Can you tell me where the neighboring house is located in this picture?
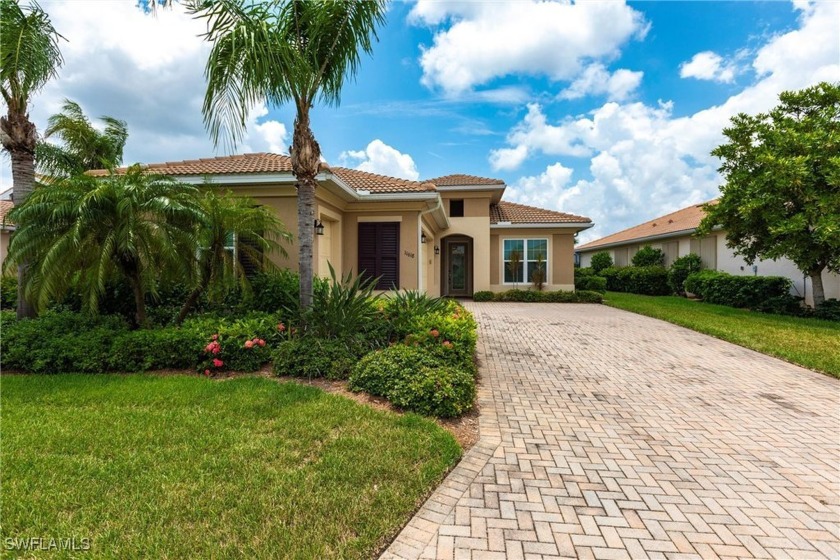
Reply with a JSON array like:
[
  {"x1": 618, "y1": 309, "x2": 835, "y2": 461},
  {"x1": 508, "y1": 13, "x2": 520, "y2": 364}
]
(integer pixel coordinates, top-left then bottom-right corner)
[
  {"x1": 0, "y1": 200, "x2": 13, "y2": 266},
  {"x1": 576, "y1": 201, "x2": 840, "y2": 306},
  {"x1": 91, "y1": 153, "x2": 592, "y2": 297}
]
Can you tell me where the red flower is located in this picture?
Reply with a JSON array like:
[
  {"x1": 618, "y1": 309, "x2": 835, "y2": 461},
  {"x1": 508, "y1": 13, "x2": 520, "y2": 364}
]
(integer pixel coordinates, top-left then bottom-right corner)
[
  {"x1": 442, "y1": 340, "x2": 453, "y2": 349},
  {"x1": 277, "y1": 323, "x2": 286, "y2": 332},
  {"x1": 430, "y1": 329, "x2": 440, "y2": 338},
  {"x1": 257, "y1": 339, "x2": 266, "y2": 347},
  {"x1": 204, "y1": 369, "x2": 211, "y2": 376},
  {"x1": 244, "y1": 340, "x2": 254, "y2": 349},
  {"x1": 213, "y1": 358, "x2": 224, "y2": 368}
]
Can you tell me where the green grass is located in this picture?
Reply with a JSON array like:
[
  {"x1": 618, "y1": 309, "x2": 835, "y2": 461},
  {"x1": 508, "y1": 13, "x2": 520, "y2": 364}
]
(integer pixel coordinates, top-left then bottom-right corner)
[
  {"x1": 604, "y1": 292, "x2": 840, "y2": 377},
  {"x1": 1, "y1": 375, "x2": 460, "y2": 559}
]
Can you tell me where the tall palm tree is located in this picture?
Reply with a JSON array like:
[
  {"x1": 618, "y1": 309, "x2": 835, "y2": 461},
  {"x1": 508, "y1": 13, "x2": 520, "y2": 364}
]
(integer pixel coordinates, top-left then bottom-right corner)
[
  {"x1": 36, "y1": 99, "x2": 128, "y2": 177},
  {"x1": 190, "y1": 0, "x2": 386, "y2": 308},
  {"x1": 176, "y1": 188, "x2": 292, "y2": 323},
  {"x1": 0, "y1": 0, "x2": 64, "y2": 318},
  {"x1": 4, "y1": 165, "x2": 202, "y2": 326}
]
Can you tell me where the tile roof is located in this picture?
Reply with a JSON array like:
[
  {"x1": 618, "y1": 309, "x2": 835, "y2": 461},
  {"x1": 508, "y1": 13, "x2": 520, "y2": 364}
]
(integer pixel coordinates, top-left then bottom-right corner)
[
  {"x1": 577, "y1": 200, "x2": 716, "y2": 251},
  {"x1": 427, "y1": 174, "x2": 505, "y2": 186},
  {"x1": 331, "y1": 167, "x2": 436, "y2": 193},
  {"x1": 89, "y1": 153, "x2": 435, "y2": 193},
  {"x1": 490, "y1": 201, "x2": 591, "y2": 224},
  {"x1": 0, "y1": 200, "x2": 13, "y2": 227}
]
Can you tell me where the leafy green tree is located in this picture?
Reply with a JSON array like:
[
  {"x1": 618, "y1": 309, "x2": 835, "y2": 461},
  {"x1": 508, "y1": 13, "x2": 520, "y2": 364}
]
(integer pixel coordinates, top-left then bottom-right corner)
[
  {"x1": 590, "y1": 251, "x2": 613, "y2": 273},
  {"x1": 4, "y1": 166, "x2": 202, "y2": 326},
  {"x1": 0, "y1": 0, "x2": 64, "y2": 318},
  {"x1": 176, "y1": 188, "x2": 293, "y2": 323},
  {"x1": 699, "y1": 82, "x2": 840, "y2": 306},
  {"x1": 631, "y1": 245, "x2": 665, "y2": 267},
  {"x1": 190, "y1": 0, "x2": 386, "y2": 308},
  {"x1": 36, "y1": 99, "x2": 128, "y2": 177}
]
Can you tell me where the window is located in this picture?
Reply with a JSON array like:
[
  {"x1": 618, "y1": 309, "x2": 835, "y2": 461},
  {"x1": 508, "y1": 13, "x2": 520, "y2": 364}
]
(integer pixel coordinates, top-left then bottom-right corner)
[
  {"x1": 358, "y1": 222, "x2": 400, "y2": 289},
  {"x1": 503, "y1": 239, "x2": 548, "y2": 284},
  {"x1": 449, "y1": 199, "x2": 464, "y2": 218}
]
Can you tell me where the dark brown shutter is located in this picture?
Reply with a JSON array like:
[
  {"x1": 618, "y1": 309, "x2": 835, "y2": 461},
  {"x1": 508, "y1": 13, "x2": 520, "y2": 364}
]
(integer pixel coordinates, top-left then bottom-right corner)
[{"x1": 358, "y1": 222, "x2": 400, "y2": 289}]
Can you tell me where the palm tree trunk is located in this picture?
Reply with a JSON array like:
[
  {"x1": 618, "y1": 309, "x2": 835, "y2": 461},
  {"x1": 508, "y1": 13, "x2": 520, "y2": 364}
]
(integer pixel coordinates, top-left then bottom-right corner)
[
  {"x1": 125, "y1": 269, "x2": 147, "y2": 328},
  {"x1": 290, "y1": 108, "x2": 321, "y2": 309},
  {"x1": 176, "y1": 286, "x2": 203, "y2": 325},
  {"x1": 810, "y1": 266, "x2": 826, "y2": 308},
  {"x1": 2, "y1": 111, "x2": 39, "y2": 319}
]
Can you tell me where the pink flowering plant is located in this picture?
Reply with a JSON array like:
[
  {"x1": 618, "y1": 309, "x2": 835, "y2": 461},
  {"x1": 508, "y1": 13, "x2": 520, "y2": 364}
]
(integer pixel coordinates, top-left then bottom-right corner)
[{"x1": 188, "y1": 313, "x2": 283, "y2": 374}]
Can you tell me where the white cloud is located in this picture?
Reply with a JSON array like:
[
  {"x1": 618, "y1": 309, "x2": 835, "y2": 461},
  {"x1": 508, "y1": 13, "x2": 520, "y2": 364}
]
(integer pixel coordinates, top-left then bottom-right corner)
[
  {"x1": 410, "y1": 0, "x2": 647, "y2": 96},
  {"x1": 1, "y1": 1, "x2": 288, "y2": 185},
  {"x1": 560, "y1": 64, "x2": 644, "y2": 101},
  {"x1": 339, "y1": 140, "x2": 420, "y2": 180},
  {"x1": 680, "y1": 51, "x2": 737, "y2": 83},
  {"x1": 498, "y1": 0, "x2": 840, "y2": 242}
]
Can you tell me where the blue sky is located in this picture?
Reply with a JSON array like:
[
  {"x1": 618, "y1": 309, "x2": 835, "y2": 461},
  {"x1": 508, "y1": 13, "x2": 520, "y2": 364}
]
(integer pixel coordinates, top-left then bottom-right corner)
[{"x1": 4, "y1": 0, "x2": 838, "y2": 241}]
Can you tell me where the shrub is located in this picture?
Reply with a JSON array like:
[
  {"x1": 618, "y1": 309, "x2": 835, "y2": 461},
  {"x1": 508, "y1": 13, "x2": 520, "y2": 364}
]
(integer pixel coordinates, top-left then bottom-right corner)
[
  {"x1": 273, "y1": 338, "x2": 356, "y2": 380},
  {"x1": 110, "y1": 328, "x2": 203, "y2": 372},
  {"x1": 685, "y1": 271, "x2": 791, "y2": 308},
  {"x1": 472, "y1": 291, "x2": 493, "y2": 302},
  {"x1": 185, "y1": 313, "x2": 280, "y2": 373},
  {"x1": 590, "y1": 252, "x2": 613, "y2": 273},
  {"x1": 349, "y1": 344, "x2": 445, "y2": 397},
  {"x1": 668, "y1": 254, "x2": 703, "y2": 295},
  {"x1": 600, "y1": 266, "x2": 670, "y2": 295},
  {"x1": 301, "y1": 266, "x2": 379, "y2": 344},
  {"x1": 487, "y1": 289, "x2": 603, "y2": 303},
  {"x1": 632, "y1": 246, "x2": 665, "y2": 267},
  {"x1": 1, "y1": 275, "x2": 17, "y2": 310},
  {"x1": 814, "y1": 299, "x2": 840, "y2": 321},
  {"x1": 246, "y1": 270, "x2": 300, "y2": 313},
  {"x1": 383, "y1": 290, "x2": 450, "y2": 340},
  {"x1": 388, "y1": 365, "x2": 475, "y2": 418},
  {"x1": 576, "y1": 275, "x2": 607, "y2": 293},
  {"x1": 404, "y1": 302, "x2": 478, "y2": 372},
  {"x1": 753, "y1": 295, "x2": 805, "y2": 317}
]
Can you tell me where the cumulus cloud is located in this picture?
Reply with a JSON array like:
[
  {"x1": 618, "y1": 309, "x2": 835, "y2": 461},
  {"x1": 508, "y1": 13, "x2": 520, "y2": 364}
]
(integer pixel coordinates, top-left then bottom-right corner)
[
  {"x1": 410, "y1": 0, "x2": 647, "y2": 96},
  {"x1": 680, "y1": 51, "x2": 737, "y2": 83},
  {"x1": 1, "y1": 0, "x2": 287, "y2": 185},
  {"x1": 499, "y1": 0, "x2": 840, "y2": 242},
  {"x1": 559, "y1": 64, "x2": 644, "y2": 101},
  {"x1": 339, "y1": 140, "x2": 420, "y2": 180}
]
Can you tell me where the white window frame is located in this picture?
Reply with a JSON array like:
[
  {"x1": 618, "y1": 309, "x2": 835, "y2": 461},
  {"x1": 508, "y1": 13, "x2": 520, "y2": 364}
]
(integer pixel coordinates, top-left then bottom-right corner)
[{"x1": 502, "y1": 238, "x2": 549, "y2": 285}]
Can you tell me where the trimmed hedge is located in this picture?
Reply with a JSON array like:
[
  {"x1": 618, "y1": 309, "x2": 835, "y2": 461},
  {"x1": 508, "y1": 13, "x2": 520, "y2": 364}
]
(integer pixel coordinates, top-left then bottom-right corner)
[
  {"x1": 272, "y1": 338, "x2": 356, "y2": 380},
  {"x1": 576, "y1": 276, "x2": 607, "y2": 293},
  {"x1": 590, "y1": 252, "x2": 613, "y2": 273},
  {"x1": 472, "y1": 291, "x2": 494, "y2": 302},
  {"x1": 601, "y1": 266, "x2": 670, "y2": 295},
  {"x1": 473, "y1": 289, "x2": 603, "y2": 303},
  {"x1": 667, "y1": 254, "x2": 703, "y2": 295},
  {"x1": 684, "y1": 270, "x2": 792, "y2": 309}
]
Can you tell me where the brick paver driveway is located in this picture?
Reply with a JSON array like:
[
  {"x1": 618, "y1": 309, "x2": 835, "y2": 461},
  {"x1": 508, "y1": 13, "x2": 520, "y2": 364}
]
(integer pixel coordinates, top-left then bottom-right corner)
[{"x1": 384, "y1": 303, "x2": 839, "y2": 560}]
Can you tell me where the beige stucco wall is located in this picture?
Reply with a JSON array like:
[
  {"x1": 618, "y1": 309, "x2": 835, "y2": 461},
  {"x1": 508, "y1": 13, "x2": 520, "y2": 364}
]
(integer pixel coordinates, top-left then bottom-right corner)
[
  {"x1": 439, "y1": 192, "x2": 492, "y2": 293},
  {"x1": 578, "y1": 232, "x2": 840, "y2": 306},
  {"x1": 0, "y1": 230, "x2": 10, "y2": 267},
  {"x1": 490, "y1": 228, "x2": 577, "y2": 292}
]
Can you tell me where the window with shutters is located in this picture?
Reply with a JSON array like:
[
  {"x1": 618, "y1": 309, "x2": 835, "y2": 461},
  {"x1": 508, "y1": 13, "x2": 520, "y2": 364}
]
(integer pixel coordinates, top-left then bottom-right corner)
[{"x1": 358, "y1": 222, "x2": 400, "y2": 289}]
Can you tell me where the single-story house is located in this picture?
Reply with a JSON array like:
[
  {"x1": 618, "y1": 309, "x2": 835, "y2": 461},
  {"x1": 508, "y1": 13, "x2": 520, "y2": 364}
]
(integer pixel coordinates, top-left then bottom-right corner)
[
  {"x1": 576, "y1": 201, "x2": 840, "y2": 306},
  {"x1": 84, "y1": 153, "x2": 592, "y2": 297}
]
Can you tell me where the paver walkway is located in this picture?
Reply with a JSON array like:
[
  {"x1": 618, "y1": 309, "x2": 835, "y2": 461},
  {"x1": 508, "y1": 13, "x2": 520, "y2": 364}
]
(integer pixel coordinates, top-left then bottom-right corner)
[{"x1": 383, "y1": 303, "x2": 840, "y2": 560}]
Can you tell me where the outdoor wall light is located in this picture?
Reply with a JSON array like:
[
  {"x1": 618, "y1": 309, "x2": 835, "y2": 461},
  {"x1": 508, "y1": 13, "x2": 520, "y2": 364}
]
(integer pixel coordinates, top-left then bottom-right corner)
[
  {"x1": 314, "y1": 219, "x2": 325, "y2": 236},
  {"x1": 434, "y1": 245, "x2": 440, "y2": 256},
  {"x1": 421, "y1": 233, "x2": 428, "y2": 244}
]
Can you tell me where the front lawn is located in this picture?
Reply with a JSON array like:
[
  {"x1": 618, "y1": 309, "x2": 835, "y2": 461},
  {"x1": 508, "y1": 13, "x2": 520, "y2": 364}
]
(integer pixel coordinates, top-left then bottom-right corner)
[
  {"x1": 604, "y1": 292, "x2": 840, "y2": 377},
  {"x1": 1, "y1": 375, "x2": 460, "y2": 559}
]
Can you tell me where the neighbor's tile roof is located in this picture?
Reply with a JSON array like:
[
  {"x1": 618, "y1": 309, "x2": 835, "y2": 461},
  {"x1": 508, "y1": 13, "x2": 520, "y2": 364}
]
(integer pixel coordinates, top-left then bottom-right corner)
[
  {"x1": 577, "y1": 200, "x2": 716, "y2": 251},
  {"x1": 427, "y1": 174, "x2": 505, "y2": 186},
  {"x1": 332, "y1": 167, "x2": 436, "y2": 193},
  {"x1": 88, "y1": 153, "x2": 435, "y2": 193},
  {"x1": 0, "y1": 200, "x2": 13, "y2": 227},
  {"x1": 490, "y1": 201, "x2": 591, "y2": 224}
]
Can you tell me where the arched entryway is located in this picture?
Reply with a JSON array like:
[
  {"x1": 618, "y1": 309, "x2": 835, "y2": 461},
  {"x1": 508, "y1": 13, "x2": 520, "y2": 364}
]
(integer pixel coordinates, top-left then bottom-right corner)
[{"x1": 440, "y1": 235, "x2": 473, "y2": 297}]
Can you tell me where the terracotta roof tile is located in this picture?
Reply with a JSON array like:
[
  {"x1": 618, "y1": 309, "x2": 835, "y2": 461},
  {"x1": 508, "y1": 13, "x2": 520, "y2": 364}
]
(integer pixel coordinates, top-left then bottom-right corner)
[
  {"x1": 0, "y1": 200, "x2": 13, "y2": 227},
  {"x1": 491, "y1": 201, "x2": 591, "y2": 224},
  {"x1": 577, "y1": 200, "x2": 717, "y2": 250},
  {"x1": 331, "y1": 167, "x2": 436, "y2": 193},
  {"x1": 427, "y1": 174, "x2": 505, "y2": 186}
]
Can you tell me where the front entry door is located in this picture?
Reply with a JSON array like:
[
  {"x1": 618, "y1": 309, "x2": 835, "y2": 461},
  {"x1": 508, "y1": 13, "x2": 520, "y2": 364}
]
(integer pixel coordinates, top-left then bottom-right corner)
[{"x1": 447, "y1": 241, "x2": 470, "y2": 297}]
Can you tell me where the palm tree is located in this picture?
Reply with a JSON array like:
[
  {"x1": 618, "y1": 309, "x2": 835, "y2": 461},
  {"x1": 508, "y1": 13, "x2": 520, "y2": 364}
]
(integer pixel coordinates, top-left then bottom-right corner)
[
  {"x1": 0, "y1": 0, "x2": 64, "y2": 318},
  {"x1": 190, "y1": 0, "x2": 386, "y2": 308},
  {"x1": 4, "y1": 165, "x2": 203, "y2": 326},
  {"x1": 36, "y1": 99, "x2": 128, "y2": 177},
  {"x1": 175, "y1": 188, "x2": 292, "y2": 323}
]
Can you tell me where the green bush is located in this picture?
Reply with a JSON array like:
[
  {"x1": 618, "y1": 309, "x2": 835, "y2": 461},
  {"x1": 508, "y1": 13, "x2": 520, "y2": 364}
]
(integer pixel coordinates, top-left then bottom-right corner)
[
  {"x1": 389, "y1": 365, "x2": 476, "y2": 418},
  {"x1": 349, "y1": 345, "x2": 475, "y2": 417},
  {"x1": 753, "y1": 295, "x2": 805, "y2": 317},
  {"x1": 632, "y1": 246, "x2": 665, "y2": 267},
  {"x1": 600, "y1": 266, "x2": 670, "y2": 295},
  {"x1": 685, "y1": 271, "x2": 792, "y2": 309},
  {"x1": 110, "y1": 328, "x2": 204, "y2": 372},
  {"x1": 246, "y1": 270, "x2": 300, "y2": 313},
  {"x1": 273, "y1": 338, "x2": 356, "y2": 380},
  {"x1": 383, "y1": 290, "x2": 450, "y2": 340},
  {"x1": 186, "y1": 313, "x2": 281, "y2": 373},
  {"x1": 576, "y1": 275, "x2": 607, "y2": 293},
  {"x1": 1, "y1": 275, "x2": 17, "y2": 310},
  {"x1": 814, "y1": 299, "x2": 840, "y2": 321},
  {"x1": 590, "y1": 252, "x2": 613, "y2": 273},
  {"x1": 472, "y1": 291, "x2": 494, "y2": 302},
  {"x1": 301, "y1": 266, "x2": 379, "y2": 344},
  {"x1": 488, "y1": 289, "x2": 603, "y2": 303},
  {"x1": 668, "y1": 254, "x2": 703, "y2": 295}
]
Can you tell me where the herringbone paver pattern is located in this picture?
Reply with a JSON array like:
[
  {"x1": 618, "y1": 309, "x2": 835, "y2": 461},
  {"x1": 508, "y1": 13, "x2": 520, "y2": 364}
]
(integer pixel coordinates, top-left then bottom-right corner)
[{"x1": 383, "y1": 303, "x2": 840, "y2": 559}]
